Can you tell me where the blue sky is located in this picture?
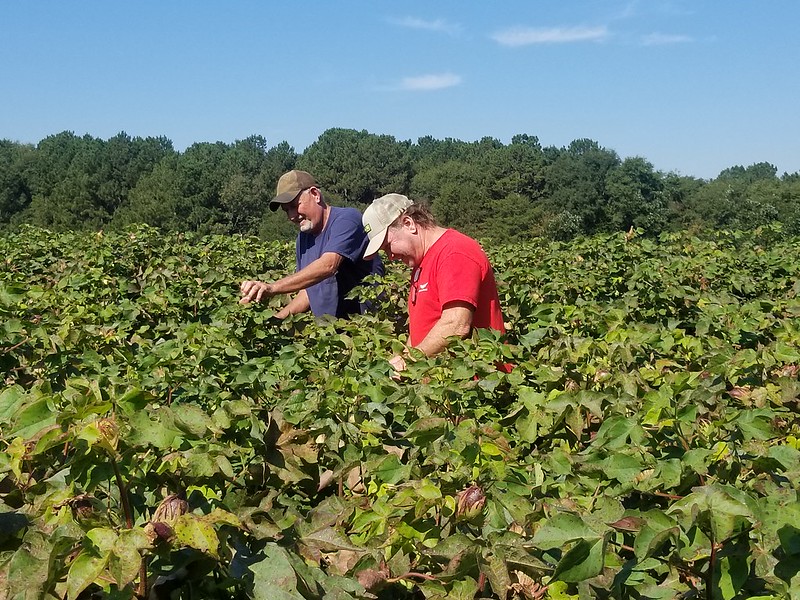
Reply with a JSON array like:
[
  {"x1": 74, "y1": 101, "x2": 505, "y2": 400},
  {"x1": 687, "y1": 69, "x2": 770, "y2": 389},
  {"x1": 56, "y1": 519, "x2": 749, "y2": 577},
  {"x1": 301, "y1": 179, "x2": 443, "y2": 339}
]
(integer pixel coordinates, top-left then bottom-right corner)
[{"x1": 1, "y1": 1, "x2": 798, "y2": 180}]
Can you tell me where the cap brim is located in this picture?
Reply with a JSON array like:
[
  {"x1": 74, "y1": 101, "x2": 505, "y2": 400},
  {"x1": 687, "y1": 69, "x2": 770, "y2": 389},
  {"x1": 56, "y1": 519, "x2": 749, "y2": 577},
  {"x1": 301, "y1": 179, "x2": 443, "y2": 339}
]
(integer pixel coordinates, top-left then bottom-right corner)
[
  {"x1": 269, "y1": 190, "x2": 299, "y2": 212},
  {"x1": 363, "y1": 227, "x2": 388, "y2": 260}
]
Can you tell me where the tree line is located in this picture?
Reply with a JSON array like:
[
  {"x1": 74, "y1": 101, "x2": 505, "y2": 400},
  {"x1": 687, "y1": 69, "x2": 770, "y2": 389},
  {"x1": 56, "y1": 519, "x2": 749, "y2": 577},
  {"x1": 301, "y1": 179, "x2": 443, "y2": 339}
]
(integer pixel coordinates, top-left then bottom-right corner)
[{"x1": 1, "y1": 128, "x2": 798, "y2": 241}]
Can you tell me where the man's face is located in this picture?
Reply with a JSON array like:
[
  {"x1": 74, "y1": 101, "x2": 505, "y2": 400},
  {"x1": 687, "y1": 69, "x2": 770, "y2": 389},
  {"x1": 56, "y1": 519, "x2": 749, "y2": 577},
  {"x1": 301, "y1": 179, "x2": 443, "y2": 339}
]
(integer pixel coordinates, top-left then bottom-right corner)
[
  {"x1": 381, "y1": 220, "x2": 422, "y2": 268},
  {"x1": 282, "y1": 188, "x2": 322, "y2": 234}
]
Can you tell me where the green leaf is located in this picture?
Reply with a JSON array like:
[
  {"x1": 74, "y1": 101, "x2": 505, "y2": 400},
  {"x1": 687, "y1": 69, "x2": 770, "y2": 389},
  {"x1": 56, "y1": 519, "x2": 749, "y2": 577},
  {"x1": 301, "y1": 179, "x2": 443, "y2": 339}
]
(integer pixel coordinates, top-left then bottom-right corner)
[
  {"x1": 532, "y1": 513, "x2": 596, "y2": 550},
  {"x1": 186, "y1": 450, "x2": 217, "y2": 477},
  {"x1": 423, "y1": 533, "x2": 475, "y2": 562},
  {"x1": 482, "y1": 551, "x2": 511, "y2": 598},
  {"x1": 514, "y1": 406, "x2": 542, "y2": 443},
  {"x1": 0, "y1": 385, "x2": 26, "y2": 421},
  {"x1": 299, "y1": 526, "x2": 362, "y2": 553},
  {"x1": 736, "y1": 410, "x2": 776, "y2": 441},
  {"x1": 87, "y1": 527, "x2": 118, "y2": 552},
  {"x1": 404, "y1": 417, "x2": 449, "y2": 445},
  {"x1": 448, "y1": 576, "x2": 480, "y2": 600},
  {"x1": 127, "y1": 409, "x2": 183, "y2": 449},
  {"x1": 493, "y1": 489, "x2": 536, "y2": 525},
  {"x1": 668, "y1": 485, "x2": 754, "y2": 542},
  {"x1": 371, "y1": 453, "x2": 410, "y2": 485},
  {"x1": 716, "y1": 553, "x2": 750, "y2": 600},
  {"x1": 7, "y1": 544, "x2": 50, "y2": 599},
  {"x1": 173, "y1": 403, "x2": 214, "y2": 437},
  {"x1": 633, "y1": 511, "x2": 680, "y2": 560},
  {"x1": 114, "y1": 388, "x2": 150, "y2": 415},
  {"x1": 416, "y1": 479, "x2": 442, "y2": 500},
  {"x1": 9, "y1": 398, "x2": 57, "y2": 440},
  {"x1": 598, "y1": 453, "x2": 643, "y2": 483},
  {"x1": 552, "y1": 536, "x2": 606, "y2": 583},
  {"x1": 66, "y1": 548, "x2": 110, "y2": 600},
  {"x1": 480, "y1": 441, "x2": 504, "y2": 456},
  {"x1": 772, "y1": 342, "x2": 800, "y2": 363},
  {"x1": 589, "y1": 415, "x2": 645, "y2": 450},
  {"x1": 249, "y1": 544, "x2": 305, "y2": 600},
  {"x1": 110, "y1": 530, "x2": 146, "y2": 586}
]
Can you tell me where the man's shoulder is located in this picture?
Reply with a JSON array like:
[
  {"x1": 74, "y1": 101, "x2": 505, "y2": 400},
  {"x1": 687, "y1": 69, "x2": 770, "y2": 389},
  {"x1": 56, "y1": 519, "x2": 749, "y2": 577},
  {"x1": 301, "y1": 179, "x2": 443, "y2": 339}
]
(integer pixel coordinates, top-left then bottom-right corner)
[
  {"x1": 440, "y1": 229, "x2": 484, "y2": 254},
  {"x1": 327, "y1": 207, "x2": 367, "y2": 237},
  {"x1": 329, "y1": 206, "x2": 363, "y2": 224},
  {"x1": 428, "y1": 230, "x2": 490, "y2": 272}
]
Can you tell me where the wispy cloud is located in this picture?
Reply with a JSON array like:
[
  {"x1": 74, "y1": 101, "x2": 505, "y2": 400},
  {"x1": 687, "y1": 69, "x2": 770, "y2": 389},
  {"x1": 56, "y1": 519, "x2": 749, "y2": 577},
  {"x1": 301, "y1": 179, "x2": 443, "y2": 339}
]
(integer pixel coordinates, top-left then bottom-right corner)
[
  {"x1": 492, "y1": 25, "x2": 609, "y2": 47},
  {"x1": 388, "y1": 16, "x2": 461, "y2": 36},
  {"x1": 612, "y1": 0, "x2": 640, "y2": 21},
  {"x1": 641, "y1": 32, "x2": 692, "y2": 46},
  {"x1": 397, "y1": 73, "x2": 462, "y2": 92}
]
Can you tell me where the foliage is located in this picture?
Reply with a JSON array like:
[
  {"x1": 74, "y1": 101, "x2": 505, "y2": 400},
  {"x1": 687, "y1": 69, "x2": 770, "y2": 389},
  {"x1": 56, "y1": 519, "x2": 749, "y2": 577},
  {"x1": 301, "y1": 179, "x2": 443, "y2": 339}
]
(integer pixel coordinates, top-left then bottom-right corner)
[
  {"x1": 2, "y1": 225, "x2": 800, "y2": 599},
  {"x1": 298, "y1": 129, "x2": 412, "y2": 205},
  {"x1": 2, "y1": 129, "x2": 799, "y2": 241}
]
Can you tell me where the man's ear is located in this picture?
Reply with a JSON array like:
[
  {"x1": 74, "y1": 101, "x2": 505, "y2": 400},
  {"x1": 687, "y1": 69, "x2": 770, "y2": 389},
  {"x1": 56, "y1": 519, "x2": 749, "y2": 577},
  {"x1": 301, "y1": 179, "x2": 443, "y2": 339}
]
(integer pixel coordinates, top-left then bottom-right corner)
[
  {"x1": 402, "y1": 215, "x2": 417, "y2": 233},
  {"x1": 309, "y1": 187, "x2": 323, "y2": 205}
]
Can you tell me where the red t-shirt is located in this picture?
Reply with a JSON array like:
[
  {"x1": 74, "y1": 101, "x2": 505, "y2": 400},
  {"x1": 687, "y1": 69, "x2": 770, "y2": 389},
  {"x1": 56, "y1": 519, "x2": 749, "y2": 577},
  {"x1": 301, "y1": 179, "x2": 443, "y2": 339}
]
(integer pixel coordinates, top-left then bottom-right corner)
[{"x1": 408, "y1": 229, "x2": 505, "y2": 347}]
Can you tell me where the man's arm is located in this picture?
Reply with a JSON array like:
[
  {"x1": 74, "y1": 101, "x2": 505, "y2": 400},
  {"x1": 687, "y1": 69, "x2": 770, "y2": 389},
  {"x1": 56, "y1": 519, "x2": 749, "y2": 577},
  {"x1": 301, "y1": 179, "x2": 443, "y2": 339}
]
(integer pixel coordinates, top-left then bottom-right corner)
[
  {"x1": 276, "y1": 289, "x2": 310, "y2": 319},
  {"x1": 390, "y1": 301, "x2": 474, "y2": 371},
  {"x1": 415, "y1": 301, "x2": 475, "y2": 356},
  {"x1": 240, "y1": 252, "x2": 344, "y2": 304}
]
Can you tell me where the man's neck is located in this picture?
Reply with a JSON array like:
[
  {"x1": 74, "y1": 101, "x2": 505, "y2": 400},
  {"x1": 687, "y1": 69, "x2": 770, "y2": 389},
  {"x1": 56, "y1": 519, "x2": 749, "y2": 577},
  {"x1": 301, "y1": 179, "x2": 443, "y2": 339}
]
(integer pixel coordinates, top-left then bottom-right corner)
[
  {"x1": 312, "y1": 204, "x2": 332, "y2": 236},
  {"x1": 420, "y1": 226, "x2": 448, "y2": 257}
]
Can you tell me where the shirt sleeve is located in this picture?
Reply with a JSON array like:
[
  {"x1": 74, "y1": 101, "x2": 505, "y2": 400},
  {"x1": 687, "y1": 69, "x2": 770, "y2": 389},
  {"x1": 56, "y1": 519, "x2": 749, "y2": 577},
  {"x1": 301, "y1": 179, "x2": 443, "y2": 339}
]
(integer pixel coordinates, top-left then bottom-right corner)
[{"x1": 323, "y1": 209, "x2": 369, "y2": 263}]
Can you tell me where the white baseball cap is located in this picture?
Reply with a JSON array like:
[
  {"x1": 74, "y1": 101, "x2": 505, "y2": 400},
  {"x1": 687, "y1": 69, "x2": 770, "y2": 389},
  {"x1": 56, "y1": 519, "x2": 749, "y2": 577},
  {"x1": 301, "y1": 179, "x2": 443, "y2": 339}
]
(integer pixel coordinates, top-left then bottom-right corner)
[{"x1": 362, "y1": 193, "x2": 414, "y2": 259}]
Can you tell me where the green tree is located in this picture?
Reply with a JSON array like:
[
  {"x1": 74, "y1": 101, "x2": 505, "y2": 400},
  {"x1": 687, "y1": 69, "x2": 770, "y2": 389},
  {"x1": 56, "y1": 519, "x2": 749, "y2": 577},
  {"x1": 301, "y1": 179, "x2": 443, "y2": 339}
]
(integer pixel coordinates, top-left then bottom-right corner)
[
  {"x1": 483, "y1": 192, "x2": 539, "y2": 242},
  {"x1": 218, "y1": 136, "x2": 272, "y2": 235},
  {"x1": 92, "y1": 132, "x2": 175, "y2": 215},
  {"x1": 0, "y1": 140, "x2": 33, "y2": 225},
  {"x1": 299, "y1": 128, "x2": 411, "y2": 204},
  {"x1": 111, "y1": 156, "x2": 185, "y2": 230},
  {"x1": 409, "y1": 136, "x2": 472, "y2": 172},
  {"x1": 603, "y1": 157, "x2": 668, "y2": 233},
  {"x1": 112, "y1": 137, "x2": 295, "y2": 236},
  {"x1": 409, "y1": 135, "x2": 544, "y2": 238},
  {"x1": 682, "y1": 178, "x2": 778, "y2": 230},
  {"x1": 17, "y1": 133, "x2": 110, "y2": 230},
  {"x1": 12, "y1": 131, "x2": 173, "y2": 231},
  {"x1": 539, "y1": 140, "x2": 620, "y2": 235},
  {"x1": 661, "y1": 172, "x2": 707, "y2": 229},
  {"x1": 717, "y1": 162, "x2": 778, "y2": 184}
]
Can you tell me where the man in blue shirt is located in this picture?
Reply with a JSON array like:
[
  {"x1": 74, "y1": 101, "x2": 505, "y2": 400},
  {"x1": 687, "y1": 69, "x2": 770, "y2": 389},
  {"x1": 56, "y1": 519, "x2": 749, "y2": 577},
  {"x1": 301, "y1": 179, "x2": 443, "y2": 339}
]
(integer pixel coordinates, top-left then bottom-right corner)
[{"x1": 240, "y1": 170, "x2": 383, "y2": 318}]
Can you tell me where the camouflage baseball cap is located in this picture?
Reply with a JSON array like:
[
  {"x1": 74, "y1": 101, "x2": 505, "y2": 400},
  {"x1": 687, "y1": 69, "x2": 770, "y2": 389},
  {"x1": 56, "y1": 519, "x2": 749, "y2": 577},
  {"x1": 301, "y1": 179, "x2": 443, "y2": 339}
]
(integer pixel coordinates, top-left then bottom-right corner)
[{"x1": 269, "y1": 170, "x2": 316, "y2": 211}]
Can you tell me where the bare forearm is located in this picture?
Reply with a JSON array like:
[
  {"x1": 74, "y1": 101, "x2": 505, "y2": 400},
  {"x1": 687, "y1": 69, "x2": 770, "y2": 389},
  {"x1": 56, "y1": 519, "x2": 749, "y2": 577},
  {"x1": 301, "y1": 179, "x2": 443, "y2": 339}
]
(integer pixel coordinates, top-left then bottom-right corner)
[
  {"x1": 389, "y1": 309, "x2": 472, "y2": 373},
  {"x1": 415, "y1": 316, "x2": 471, "y2": 357},
  {"x1": 240, "y1": 252, "x2": 343, "y2": 304},
  {"x1": 276, "y1": 290, "x2": 310, "y2": 318},
  {"x1": 271, "y1": 253, "x2": 342, "y2": 294}
]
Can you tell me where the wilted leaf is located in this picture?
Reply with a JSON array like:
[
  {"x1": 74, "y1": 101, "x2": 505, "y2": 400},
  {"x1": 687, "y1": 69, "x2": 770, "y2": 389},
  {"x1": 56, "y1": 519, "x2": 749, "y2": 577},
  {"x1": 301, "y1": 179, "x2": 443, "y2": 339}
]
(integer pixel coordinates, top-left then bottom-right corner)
[{"x1": 173, "y1": 514, "x2": 219, "y2": 557}]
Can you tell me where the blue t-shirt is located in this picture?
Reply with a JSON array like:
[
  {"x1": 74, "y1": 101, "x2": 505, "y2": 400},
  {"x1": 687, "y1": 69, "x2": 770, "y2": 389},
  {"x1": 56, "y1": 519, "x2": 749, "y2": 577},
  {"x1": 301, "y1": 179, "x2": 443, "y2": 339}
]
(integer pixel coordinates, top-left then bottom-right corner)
[{"x1": 296, "y1": 206, "x2": 384, "y2": 317}]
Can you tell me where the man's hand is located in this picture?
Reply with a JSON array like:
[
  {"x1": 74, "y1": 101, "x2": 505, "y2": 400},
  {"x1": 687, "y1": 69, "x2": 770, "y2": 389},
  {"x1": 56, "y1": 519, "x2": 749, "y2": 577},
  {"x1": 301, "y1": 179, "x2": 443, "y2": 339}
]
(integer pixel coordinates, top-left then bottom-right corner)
[
  {"x1": 389, "y1": 354, "x2": 407, "y2": 376},
  {"x1": 239, "y1": 280, "x2": 275, "y2": 304}
]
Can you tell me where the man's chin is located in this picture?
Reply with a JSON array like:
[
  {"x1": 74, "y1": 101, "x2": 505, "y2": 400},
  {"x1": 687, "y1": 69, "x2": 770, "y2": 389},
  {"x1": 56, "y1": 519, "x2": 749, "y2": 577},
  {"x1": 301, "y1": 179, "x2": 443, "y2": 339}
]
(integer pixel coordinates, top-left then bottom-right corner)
[{"x1": 299, "y1": 220, "x2": 313, "y2": 233}]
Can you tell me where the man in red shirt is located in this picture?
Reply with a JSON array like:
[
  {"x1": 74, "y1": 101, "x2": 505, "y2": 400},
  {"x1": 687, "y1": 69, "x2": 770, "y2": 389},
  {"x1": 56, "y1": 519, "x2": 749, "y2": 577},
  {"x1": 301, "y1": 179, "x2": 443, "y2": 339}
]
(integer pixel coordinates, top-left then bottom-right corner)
[{"x1": 362, "y1": 193, "x2": 505, "y2": 372}]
